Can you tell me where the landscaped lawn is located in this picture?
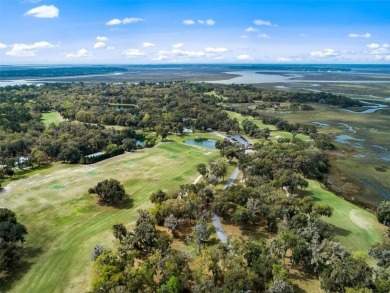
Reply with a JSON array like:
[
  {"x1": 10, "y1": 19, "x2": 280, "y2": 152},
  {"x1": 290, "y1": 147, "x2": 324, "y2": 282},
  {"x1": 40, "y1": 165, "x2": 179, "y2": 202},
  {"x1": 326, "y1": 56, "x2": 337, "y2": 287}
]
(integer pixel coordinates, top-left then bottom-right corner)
[{"x1": 1, "y1": 138, "x2": 219, "y2": 293}]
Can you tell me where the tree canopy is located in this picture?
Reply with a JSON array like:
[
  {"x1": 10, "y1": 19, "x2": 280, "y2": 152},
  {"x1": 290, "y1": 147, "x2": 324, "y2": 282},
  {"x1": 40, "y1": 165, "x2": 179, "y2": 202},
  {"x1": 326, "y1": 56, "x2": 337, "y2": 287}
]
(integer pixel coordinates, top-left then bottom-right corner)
[
  {"x1": 89, "y1": 179, "x2": 126, "y2": 205},
  {"x1": 0, "y1": 208, "x2": 28, "y2": 277}
]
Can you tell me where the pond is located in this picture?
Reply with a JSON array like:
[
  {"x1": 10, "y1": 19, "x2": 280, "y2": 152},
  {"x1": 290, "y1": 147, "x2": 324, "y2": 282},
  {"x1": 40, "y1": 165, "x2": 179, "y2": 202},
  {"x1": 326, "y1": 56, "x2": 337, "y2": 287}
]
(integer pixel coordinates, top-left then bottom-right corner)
[{"x1": 184, "y1": 138, "x2": 217, "y2": 149}]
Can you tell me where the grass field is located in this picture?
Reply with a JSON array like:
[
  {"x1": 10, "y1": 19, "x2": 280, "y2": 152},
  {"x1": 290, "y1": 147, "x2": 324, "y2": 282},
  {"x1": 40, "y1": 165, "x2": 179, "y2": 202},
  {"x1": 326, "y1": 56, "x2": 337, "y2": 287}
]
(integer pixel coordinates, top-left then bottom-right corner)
[
  {"x1": 225, "y1": 110, "x2": 311, "y2": 141},
  {"x1": 1, "y1": 138, "x2": 219, "y2": 293},
  {"x1": 301, "y1": 180, "x2": 385, "y2": 252},
  {"x1": 41, "y1": 111, "x2": 64, "y2": 128}
]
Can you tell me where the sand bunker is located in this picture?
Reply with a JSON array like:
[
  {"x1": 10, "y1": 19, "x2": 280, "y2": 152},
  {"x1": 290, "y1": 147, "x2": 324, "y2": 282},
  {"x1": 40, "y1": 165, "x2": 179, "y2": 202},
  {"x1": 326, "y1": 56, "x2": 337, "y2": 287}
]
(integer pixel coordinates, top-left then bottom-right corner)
[{"x1": 349, "y1": 209, "x2": 371, "y2": 229}]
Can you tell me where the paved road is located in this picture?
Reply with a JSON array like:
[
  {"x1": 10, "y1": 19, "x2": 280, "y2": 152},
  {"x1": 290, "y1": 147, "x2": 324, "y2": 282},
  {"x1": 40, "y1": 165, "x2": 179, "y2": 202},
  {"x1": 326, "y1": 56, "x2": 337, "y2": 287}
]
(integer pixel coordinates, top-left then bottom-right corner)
[
  {"x1": 212, "y1": 167, "x2": 240, "y2": 244},
  {"x1": 198, "y1": 130, "x2": 241, "y2": 244}
]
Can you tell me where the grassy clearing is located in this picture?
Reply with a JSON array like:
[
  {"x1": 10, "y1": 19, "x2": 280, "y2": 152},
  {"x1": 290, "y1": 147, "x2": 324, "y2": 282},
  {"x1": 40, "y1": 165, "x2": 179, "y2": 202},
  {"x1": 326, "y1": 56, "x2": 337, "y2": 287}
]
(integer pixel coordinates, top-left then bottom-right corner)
[
  {"x1": 301, "y1": 180, "x2": 384, "y2": 252},
  {"x1": 225, "y1": 110, "x2": 311, "y2": 142},
  {"x1": 41, "y1": 111, "x2": 64, "y2": 128},
  {"x1": 107, "y1": 103, "x2": 137, "y2": 108},
  {"x1": 2, "y1": 137, "x2": 219, "y2": 293},
  {"x1": 226, "y1": 110, "x2": 273, "y2": 130},
  {"x1": 204, "y1": 90, "x2": 228, "y2": 100}
]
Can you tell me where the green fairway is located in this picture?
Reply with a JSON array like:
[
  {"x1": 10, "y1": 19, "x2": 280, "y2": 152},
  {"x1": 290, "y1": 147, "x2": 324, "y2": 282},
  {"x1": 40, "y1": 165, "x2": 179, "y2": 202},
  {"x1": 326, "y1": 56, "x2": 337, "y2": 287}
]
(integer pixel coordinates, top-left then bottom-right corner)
[
  {"x1": 42, "y1": 111, "x2": 64, "y2": 128},
  {"x1": 2, "y1": 138, "x2": 219, "y2": 293},
  {"x1": 303, "y1": 180, "x2": 384, "y2": 252},
  {"x1": 225, "y1": 110, "x2": 311, "y2": 141}
]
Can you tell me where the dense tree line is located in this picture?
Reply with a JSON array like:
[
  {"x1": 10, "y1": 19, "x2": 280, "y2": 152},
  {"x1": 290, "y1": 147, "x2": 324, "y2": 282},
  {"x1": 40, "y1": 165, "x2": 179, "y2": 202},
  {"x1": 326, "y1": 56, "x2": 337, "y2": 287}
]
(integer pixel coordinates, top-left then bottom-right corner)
[
  {"x1": 0, "y1": 208, "x2": 28, "y2": 279},
  {"x1": 204, "y1": 83, "x2": 361, "y2": 107},
  {"x1": 242, "y1": 119, "x2": 271, "y2": 139},
  {"x1": 262, "y1": 116, "x2": 317, "y2": 135},
  {"x1": 0, "y1": 82, "x2": 243, "y2": 170},
  {"x1": 0, "y1": 81, "x2": 360, "y2": 170},
  {"x1": 0, "y1": 66, "x2": 128, "y2": 79},
  {"x1": 89, "y1": 128, "x2": 390, "y2": 292}
]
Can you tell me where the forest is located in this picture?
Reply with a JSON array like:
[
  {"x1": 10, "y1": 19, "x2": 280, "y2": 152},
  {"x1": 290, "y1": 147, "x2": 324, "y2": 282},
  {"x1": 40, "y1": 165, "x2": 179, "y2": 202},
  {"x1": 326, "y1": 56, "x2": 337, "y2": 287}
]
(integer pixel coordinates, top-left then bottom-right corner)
[
  {"x1": 0, "y1": 82, "x2": 389, "y2": 292},
  {"x1": 0, "y1": 82, "x2": 360, "y2": 167}
]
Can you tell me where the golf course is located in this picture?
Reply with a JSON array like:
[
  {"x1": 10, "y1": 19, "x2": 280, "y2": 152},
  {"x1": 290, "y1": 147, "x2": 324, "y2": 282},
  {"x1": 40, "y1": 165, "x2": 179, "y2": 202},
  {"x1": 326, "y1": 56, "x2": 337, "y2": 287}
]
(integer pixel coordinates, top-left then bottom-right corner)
[
  {"x1": 303, "y1": 180, "x2": 385, "y2": 252},
  {"x1": 1, "y1": 138, "x2": 219, "y2": 292}
]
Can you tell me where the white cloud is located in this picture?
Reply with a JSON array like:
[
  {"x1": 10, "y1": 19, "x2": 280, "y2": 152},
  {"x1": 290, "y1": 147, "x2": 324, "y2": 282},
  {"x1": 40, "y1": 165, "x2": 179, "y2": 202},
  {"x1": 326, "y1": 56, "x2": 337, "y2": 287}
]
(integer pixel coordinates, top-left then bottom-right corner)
[
  {"x1": 106, "y1": 18, "x2": 122, "y2": 25},
  {"x1": 367, "y1": 43, "x2": 380, "y2": 49},
  {"x1": 93, "y1": 42, "x2": 106, "y2": 49},
  {"x1": 237, "y1": 54, "x2": 252, "y2": 60},
  {"x1": 153, "y1": 46, "x2": 228, "y2": 61},
  {"x1": 366, "y1": 43, "x2": 389, "y2": 55},
  {"x1": 206, "y1": 19, "x2": 216, "y2": 26},
  {"x1": 197, "y1": 19, "x2": 215, "y2": 26},
  {"x1": 172, "y1": 43, "x2": 184, "y2": 49},
  {"x1": 205, "y1": 47, "x2": 228, "y2": 53},
  {"x1": 253, "y1": 19, "x2": 274, "y2": 26},
  {"x1": 157, "y1": 48, "x2": 205, "y2": 58},
  {"x1": 310, "y1": 48, "x2": 339, "y2": 58},
  {"x1": 24, "y1": 5, "x2": 59, "y2": 18},
  {"x1": 0, "y1": 43, "x2": 6, "y2": 49},
  {"x1": 122, "y1": 49, "x2": 145, "y2": 57},
  {"x1": 107, "y1": 46, "x2": 115, "y2": 50},
  {"x1": 183, "y1": 19, "x2": 195, "y2": 25},
  {"x1": 123, "y1": 17, "x2": 144, "y2": 24},
  {"x1": 277, "y1": 57, "x2": 292, "y2": 62},
  {"x1": 184, "y1": 19, "x2": 215, "y2": 26},
  {"x1": 349, "y1": 33, "x2": 372, "y2": 38},
  {"x1": 385, "y1": 55, "x2": 390, "y2": 61},
  {"x1": 171, "y1": 49, "x2": 205, "y2": 57},
  {"x1": 143, "y1": 42, "x2": 156, "y2": 48},
  {"x1": 106, "y1": 17, "x2": 144, "y2": 26},
  {"x1": 245, "y1": 27, "x2": 258, "y2": 33},
  {"x1": 96, "y1": 36, "x2": 108, "y2": 42},
  {"x1": 6, "y1": 41, "x2": 54, "y2": 57},
  {"x1": 152, "y1": 55, "x2": 168, "y2": 61},
  {"x1": 258, "y1": 33, "x2": 270, "y2": 39},
  {"x1": 66, "y1": 49, "x2": 89, "y2": 58}
]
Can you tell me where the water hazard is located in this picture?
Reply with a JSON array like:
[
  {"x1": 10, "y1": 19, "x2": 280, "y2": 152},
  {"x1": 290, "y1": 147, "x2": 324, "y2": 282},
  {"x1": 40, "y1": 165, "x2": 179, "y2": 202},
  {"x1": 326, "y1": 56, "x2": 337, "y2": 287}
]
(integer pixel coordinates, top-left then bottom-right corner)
[{"x1": 184, "y1": 138, "x2": 217, "y2": 149}]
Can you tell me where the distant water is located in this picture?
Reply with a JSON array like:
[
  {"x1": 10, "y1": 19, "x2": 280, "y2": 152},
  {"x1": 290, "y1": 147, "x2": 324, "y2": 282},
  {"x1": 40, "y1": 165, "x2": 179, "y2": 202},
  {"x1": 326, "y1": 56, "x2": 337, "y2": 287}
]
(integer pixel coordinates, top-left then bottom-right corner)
[
  {"x1": 1, "y1": 64, "x2": 390, "y2": 86},
  {"x1": 207, "y1": 71, "x2": 304, "y2": 84},
  {"x1": 0, "y1": 80, "x2": 42, "y2": 87}
]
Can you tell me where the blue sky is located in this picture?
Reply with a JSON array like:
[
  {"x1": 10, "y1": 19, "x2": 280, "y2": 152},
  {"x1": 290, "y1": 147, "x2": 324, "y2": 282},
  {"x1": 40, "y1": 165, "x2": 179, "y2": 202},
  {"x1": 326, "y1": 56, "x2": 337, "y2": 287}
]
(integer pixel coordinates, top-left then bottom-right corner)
[{"x1": 0, "y1": 0, "x2": 389, "y2": 64}]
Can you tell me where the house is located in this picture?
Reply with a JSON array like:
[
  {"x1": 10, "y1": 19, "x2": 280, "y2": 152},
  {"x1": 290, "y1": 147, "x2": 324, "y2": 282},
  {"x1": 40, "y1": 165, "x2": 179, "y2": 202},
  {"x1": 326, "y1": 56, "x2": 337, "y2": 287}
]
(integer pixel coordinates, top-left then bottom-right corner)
[
  {"x1": 183, "y1": 128, "x2": 193, "y2": 134},
  {"x1": 226, "y1": 134, "x2": 253, "y2": 149},
  {"x1": 14, "y1": 156, "x2": 29, "y2": 169},
  {"x1": 85, "y1": 152, "x2": 105, "y2": 158}
]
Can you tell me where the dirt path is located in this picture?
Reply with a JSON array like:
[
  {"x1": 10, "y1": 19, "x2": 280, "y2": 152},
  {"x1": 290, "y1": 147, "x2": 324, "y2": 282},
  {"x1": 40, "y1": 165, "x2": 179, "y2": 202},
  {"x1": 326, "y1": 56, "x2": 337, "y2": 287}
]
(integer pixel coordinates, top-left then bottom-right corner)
[{"x1": 192, "y1": 175, "x2": 203, "y2": 185}]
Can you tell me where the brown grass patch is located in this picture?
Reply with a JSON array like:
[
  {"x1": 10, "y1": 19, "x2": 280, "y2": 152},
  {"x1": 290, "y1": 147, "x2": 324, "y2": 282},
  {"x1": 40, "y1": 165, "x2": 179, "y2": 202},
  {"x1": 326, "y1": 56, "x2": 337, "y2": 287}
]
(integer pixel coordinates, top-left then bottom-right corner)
[
  {"x1": 220, "y1": 219, "x2": 276, "y2": 244},
  {"x1": 288, "y1": 268, "x2": 323, "y2": 293}
]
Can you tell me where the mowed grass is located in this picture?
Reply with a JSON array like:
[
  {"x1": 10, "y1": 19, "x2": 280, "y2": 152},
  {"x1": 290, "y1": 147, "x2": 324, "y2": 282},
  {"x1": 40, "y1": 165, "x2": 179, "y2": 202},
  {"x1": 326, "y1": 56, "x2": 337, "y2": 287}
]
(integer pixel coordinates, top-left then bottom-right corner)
[
  {"x1": 301, "y1": 180, "x2": 384, "y2": 252},
  {"x1": 2, "y1": 139, "x2": 219, "y2": 293},
  {"x1": 41, "y1": 111, "x2": 64, "y2": 128}
]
